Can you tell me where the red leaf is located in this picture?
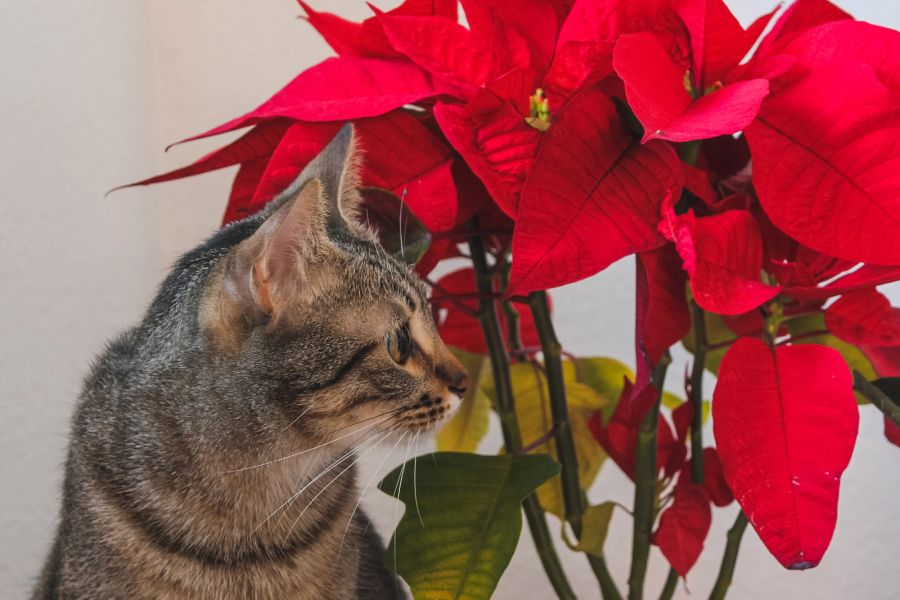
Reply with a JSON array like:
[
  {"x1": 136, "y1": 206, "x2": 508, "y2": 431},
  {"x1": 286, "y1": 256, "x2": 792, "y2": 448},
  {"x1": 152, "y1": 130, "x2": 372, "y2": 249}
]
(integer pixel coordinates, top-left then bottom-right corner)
[
  {"x1": 356, "y1": 111, "x2": 457, "y2": 233},
  {"x1": 460, "y1": 0, "x2": 563, "y2": 72},
  {"x1": 660, "y1": 204, "x2": 780, "y2": 314},
  {"x1": 713, "y1": 338, "x2": 859, "y2": 569},
  {"x1": 434, "y1": 94, "x2": 541, "y2": 218},
  {"x1": 298, "y1": 0, "x2": 458, "y2": 58},
  {"x1": 825, "y1": 289, "x2": 900, "y2": 347},
  {"x1": 183, "y1": 57, "x2": 458, "y2": 143},
  {"x1": 674, "y1": 0, "x2": 750, "y2": 90},
  {"x1": 702, "y1": 447, "x2": 734, "y2": 507},
  {"x1": 861, "y1": 345, "x2": 900, "y2": 378},
  {"x1": 222, "y1": 156, "x2": 272, "y2": 225},
  {"x1": 784, "y1": 22, "x2": 900, "y2": 96},
  {"x1": 885, "y1": 417, "x2": 900, "y2": 447},
  {"x1": 379, "y1": 16, "x2": 492, "y2": 87},
  {"x1": 638, "y1": 247, "x2": 691, "y2": 364},
  {"x1": 118, "y1": 120, "x2": 291, "y2": 191},
  {"x1": 653, "y1": 481, "x2": 712, "y2": 576},
  {"x1": 544, "y1": 40, "x2": 615, "y2": 100},
  {"x1": 246, "y1": 122, "x2": 342, "y2": 210},
  {"x1": 588, "y1": 381, "x2": 680, "y2": 481},
  {"x1": 298, "y1": 1, "x2": 374, "y2": 57},
  {"x1": 746, "y1": 61, "x2": 900, "y2": 266},
  {"x1": 755, "y1": 0, "x2": 852, "y2": 60},
  {"x1": 432, "y1": 268, "x2": 547, "y2": 354},
  {"x1": 508, "y1": 88, "x2": 683, "y2": 295},
  {"x1": 682, "y1": 163, "x2": 717, "y2": 207},
  {"x1": 613, "y1": 33, "x2": 768, "y2": 143},
  {"x1": 785, "y1": 264, "x2": 900, "y2": 302}
]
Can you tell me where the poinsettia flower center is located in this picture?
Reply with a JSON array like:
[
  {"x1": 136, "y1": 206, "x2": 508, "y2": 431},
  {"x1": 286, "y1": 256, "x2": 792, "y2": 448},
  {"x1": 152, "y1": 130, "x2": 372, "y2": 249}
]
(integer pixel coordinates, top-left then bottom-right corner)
[{"x1": 526, "y1": 87, "x2": 551, "y2": 131}]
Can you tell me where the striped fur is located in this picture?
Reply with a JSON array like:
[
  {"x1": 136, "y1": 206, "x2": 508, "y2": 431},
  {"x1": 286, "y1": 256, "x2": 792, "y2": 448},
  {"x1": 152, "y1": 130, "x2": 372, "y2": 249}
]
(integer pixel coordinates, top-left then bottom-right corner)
[{"x1": 34, "y1": 126, "x2": 468, "y2": 599}]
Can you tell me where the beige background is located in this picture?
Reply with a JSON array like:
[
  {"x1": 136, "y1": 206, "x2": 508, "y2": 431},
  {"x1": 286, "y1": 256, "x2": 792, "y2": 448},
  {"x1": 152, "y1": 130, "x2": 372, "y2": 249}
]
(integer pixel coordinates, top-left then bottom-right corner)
[{"x1": 2, "y1": 1, "x2": 898, "y2": 598}]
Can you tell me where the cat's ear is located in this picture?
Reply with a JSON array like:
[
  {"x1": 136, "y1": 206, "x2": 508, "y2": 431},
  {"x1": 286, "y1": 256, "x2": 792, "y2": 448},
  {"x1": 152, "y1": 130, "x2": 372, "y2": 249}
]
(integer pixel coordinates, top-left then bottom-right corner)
[
  {"x1": 227, "y1": 178, "x2": 333, "y2": 316},
  {"x1": 306, "y1": 123, "x2": 373, "y2": 241}
]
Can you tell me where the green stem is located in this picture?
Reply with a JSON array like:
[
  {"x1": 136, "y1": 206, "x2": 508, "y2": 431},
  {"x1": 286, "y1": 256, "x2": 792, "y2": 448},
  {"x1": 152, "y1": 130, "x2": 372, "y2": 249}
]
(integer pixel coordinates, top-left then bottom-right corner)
[
  {"x1": 689, "y1": 301, "x2": 707, "y2": 484},
  {"x1": 708, "y1": 512, "x2": 749, "y2": 600},
  {"x1": 499, "y1": 262, "x2": 525, "y2": 354},
  {"x1": 528, "y1": 291, "x2": 584, "y2": 530},
  {"x1": 627, "y1": 356, "x2": 671, "y2": 600},
  {"x1": 529, "y1": 289, "x2": 623, "y2": 600},
  {"x1": 852, "y1": 372, "x2": 900, "y2": 426},
  {"x1": 659, "y1": 568, "x2": 678, "y2": 600},
  {"x1": 588, "y1": 554, "x2": 623, "y2": 600},
  {"x1": 467, "y1": 230, "x2": 575, "y2": 600}
]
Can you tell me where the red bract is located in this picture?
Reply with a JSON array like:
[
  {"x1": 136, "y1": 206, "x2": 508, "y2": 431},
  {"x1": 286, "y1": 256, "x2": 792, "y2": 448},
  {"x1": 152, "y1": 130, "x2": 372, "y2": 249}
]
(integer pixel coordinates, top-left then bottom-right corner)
[
  {"x1": 613, "y1": 32, "x2": 769, "y2": 143},
  {"x1": 825, "y1": 289, "x2": 900, "y2": 347},
  {"x1": 659, "y1": 199, "x2": 779, "y2": 315},
  {"x1": 746, "y1": 60, "x2": 900, "y2": 266},
  {"x1": 431, "y1": 268, "x2": 547, "y2": 355},
  {"x1": 588, "y1": 379, "x2": 685, "y2": 481},
  {"x1": 507, "y1": 88, "x2": 683, "y2": 295},
  {"x1": 434, "y1": 93, "x2": 540, "y2": 217},
  {"x1": 713, "y1": 338, "x2": 859, "y2": 570},
  {"x1": 186, "y1": 57, "x2": 460, "y2": 143},
  {"x1": 637, "y1": 247, "x2": 690, "y2": 365},
  {"x1": 298, "y1": 0, "x2": 458, "y2": 59},
  {"x1": 653, "y1": 480, "x2": 712, "y2": 577},
  {"x1": 701, "y1": 447, "x2": 733, "y2": 507}
]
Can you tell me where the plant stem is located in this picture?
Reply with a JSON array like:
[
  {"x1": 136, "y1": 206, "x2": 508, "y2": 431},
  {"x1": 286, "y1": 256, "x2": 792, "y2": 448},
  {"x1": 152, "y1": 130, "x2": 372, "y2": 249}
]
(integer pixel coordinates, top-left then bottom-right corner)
[
  {"x1": 627, "y1": 356, "x2": 671, "y2": 600},
  {"x1": 659, "y1": 568, "x2": 678, "y2": 600},
  {"x1": 689, "y1": 301, "x2": 707, "y2": 484},
  {"x1": 529, "y1": 291, "x2": 584, "y2": 530},
  {"x1": 499, "y1": 261, "x2": 525, "y2": 354},
  {"x1": 529, "y1": 289, "x2": 623, "y2": 600},
  {"x1": 708, "y1": 512, "x2": 749, "y2": 600},
  {"x1": 467, "y1": 228, "x2": 575, "y2": 600}
]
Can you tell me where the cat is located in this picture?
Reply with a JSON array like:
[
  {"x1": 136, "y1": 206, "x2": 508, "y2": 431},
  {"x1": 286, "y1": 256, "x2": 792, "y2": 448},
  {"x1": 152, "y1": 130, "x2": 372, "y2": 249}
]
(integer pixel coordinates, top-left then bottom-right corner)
[{"x1": 34, "y1": 125, "x2": 469, "y2": 599}]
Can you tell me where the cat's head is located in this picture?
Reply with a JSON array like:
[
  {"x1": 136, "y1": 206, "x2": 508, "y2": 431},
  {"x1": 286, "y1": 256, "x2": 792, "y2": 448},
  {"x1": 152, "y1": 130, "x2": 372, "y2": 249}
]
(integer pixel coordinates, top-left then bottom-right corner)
[{"x1": 200, "y1": 125, "x2": 468, "y2": 447}]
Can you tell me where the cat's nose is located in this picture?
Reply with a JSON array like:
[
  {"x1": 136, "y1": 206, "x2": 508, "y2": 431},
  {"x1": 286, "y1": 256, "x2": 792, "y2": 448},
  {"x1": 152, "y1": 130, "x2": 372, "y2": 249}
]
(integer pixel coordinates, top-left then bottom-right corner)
[{"x1": 447, "y1": 370, "x2": 469, "y2": 397}]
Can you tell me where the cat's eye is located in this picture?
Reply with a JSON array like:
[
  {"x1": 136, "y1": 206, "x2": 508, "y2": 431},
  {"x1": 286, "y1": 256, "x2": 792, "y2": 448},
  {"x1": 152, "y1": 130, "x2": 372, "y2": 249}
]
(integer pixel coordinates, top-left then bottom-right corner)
[{"x1": 385, "y1": 323, "x2": 412, "y2": 364}]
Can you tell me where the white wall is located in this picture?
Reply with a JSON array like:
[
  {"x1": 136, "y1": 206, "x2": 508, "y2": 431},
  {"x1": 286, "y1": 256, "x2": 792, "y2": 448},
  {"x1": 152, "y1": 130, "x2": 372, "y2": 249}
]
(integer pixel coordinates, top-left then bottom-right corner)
[{"x1": 1, "y1": 1, "x2": 898, "y2": 598}]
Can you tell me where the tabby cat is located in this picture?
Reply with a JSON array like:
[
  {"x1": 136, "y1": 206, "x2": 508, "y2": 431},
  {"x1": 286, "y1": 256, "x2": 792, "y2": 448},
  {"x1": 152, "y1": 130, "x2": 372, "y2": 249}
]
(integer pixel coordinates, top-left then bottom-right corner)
[{"x1": 34, "y1": 125, "x2": 469, "y2": 599}]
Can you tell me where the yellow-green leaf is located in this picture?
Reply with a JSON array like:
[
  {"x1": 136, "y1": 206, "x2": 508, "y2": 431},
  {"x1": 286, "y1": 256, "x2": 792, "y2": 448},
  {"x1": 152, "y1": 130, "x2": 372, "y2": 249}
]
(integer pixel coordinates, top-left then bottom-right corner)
[
  {"x1": 484, "y1": 362, "x2": 608, "y2": 518},
  {"x1": 379, "y1": 452, "x2": 559, "y2": 600},
  {"x1": 436, "y1": 347, "x2": 492, "y2": 453},
  {"x1": 576, "y1": 357, "x2": 634, "y2": 421},
  {"x1": 561, "y1": 502, "x2": 616, "y2": 557}
]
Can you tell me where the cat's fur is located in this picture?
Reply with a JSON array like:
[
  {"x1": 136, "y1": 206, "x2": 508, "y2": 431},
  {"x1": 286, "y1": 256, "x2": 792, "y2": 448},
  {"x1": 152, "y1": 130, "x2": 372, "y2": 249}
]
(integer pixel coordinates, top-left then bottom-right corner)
[{"x1": 34, "y1": 126, "x2": 468, "y2": 599}]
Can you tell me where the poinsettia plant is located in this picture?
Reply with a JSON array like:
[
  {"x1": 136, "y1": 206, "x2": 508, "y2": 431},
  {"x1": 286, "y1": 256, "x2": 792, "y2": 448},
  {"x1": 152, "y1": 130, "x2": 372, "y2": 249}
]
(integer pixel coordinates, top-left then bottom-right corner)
[{"x1": 127, "y1": 0, "x2": 900, "y2": 597}]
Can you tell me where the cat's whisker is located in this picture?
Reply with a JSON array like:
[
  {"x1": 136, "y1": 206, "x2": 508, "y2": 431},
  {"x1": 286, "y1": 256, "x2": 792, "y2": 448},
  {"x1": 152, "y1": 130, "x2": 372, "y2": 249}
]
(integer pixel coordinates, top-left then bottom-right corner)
[
  {"x1": 273, "y1": 402, "x2": 318, "y2": 438},
  {"x1": 284, "y1": 427, "x2": 398, "y2": 545},
  {"x1": 225, "y1": 412, "x2": 397, "y2": 474},
  {"x1": 250, "y1": 441, "x2": 361, "y2": 536},
  {"x1": 337, "y1": 431, "x2": 407, "y2": 559},
  {"x1": 257, "y1": 425, "x2": 394, "y2": 535},
  {"x1": 412, "y1": 432, "x2": 424, "y2": 528},
  {"x1": 392, "y1": 432, "x2": 413, "y2": 576}
]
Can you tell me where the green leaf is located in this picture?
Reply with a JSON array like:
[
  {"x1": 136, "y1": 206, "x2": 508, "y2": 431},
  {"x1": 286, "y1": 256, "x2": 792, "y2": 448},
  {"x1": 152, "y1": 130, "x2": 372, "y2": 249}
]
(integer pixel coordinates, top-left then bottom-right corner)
[
  {"x1": 483, "y1": 361, "x2": 609, "y2": 518},
  {"x1": 436, "y1": 348, "x2": 492, "y2": 453},
  {"x1": 576, "y1": 357, "x2": 634, "y2": 421},
  {"x1": 787, "y1": 314, "x2": 876, "y2": 404},
  {"x1": 378, "y1": 452, "x2": 559, "y2": 600},
  {"x1": 561, "y1": 502, "x2": 616, "y2": 557},
  {"x1": 682, "y1": 311, "x2": 736, "y2": 374}
]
